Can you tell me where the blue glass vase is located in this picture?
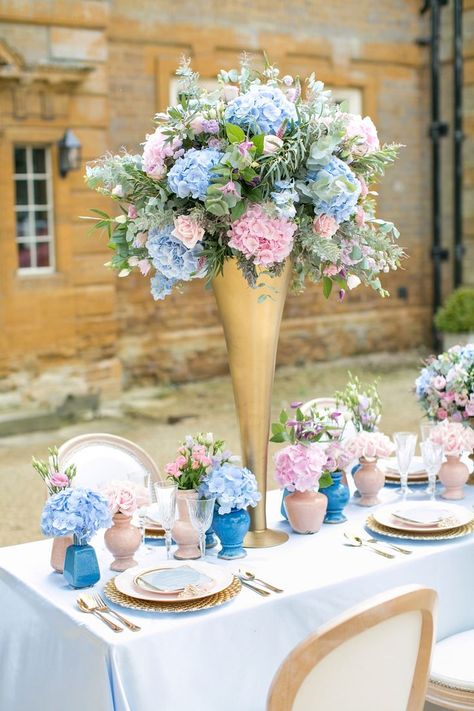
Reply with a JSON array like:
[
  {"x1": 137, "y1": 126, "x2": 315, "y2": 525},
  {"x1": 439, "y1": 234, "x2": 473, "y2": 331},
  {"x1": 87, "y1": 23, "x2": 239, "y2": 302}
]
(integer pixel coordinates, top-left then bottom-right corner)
[
  {"x1": 280, "y1": 488, "x2": 291, "y2": 520},
  {"x1": 205, "y1": 524, "x2": 218, "y2": 549},
  {"x1": 63, "y1": 535, "x2": 100, "y2": 588},
  {"x1": 322, "y1": 471, "x2": 350, "y2": 523},
  {"x1": 212, "y1": 508, "x2": 250, "y2": 560}
]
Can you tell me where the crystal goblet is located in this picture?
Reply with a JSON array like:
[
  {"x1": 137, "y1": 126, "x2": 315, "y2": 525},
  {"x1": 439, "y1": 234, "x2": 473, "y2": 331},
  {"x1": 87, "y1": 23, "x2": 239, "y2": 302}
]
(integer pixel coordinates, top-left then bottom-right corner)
[
  {"x1": 394, "y1": 432, "x2": 418, "y2": 500},
  {"x1": 153, "y1": 481, "x2": 177, "y2": 560},
  {"x1": 420, "y1": 440, "x2": 443, "y2": 501},
  {"x1": 186, "y1": 498, "x2": 216, "y2": 560}
]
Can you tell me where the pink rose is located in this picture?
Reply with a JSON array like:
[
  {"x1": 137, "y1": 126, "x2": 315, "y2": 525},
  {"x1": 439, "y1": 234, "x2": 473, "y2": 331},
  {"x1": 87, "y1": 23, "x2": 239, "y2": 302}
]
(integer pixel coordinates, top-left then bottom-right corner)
[
  {"x1": 190, "y1": 115, "x2": 206, "y2": 134},
  {"x1": 345, "y1": 431, "x2": 394, "y2": 460},
  {"x1": 437, "y1": 408, "x2": 448, "y2": 420},
  {"x1": 455, "y1": 393, "x2": 468, "y2": 406},
  {"x1": 49, "y1": 471, "x2": 70, "y2": 489},
  {"x1": 345, "y1": 114, "x2": 380, "y2": 155},
  {"x1": 432, "y1": 375, "x2": 446, "y2": 390},
  {"x1": 263, "y1": 135, "x2": 284, "y2": 154},
  {"x1": 171, "y1": 215, "x2": 205, "y2": 249},
  {"x1": 222, "y1": 85, "x2": 240, "y2": 102},
  {"x1": 313, "y1": 214, "x2": 339, "y2": 239}
]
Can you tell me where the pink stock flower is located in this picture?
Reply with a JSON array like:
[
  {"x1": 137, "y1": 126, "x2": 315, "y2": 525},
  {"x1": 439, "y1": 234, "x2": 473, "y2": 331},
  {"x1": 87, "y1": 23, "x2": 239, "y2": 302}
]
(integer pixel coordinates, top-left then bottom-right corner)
[
  {"x1": 142, "y1": 127, "x2": 183, "y2": 180},
  {"x1": 228, "y1": 204, "x2": 296, "y2": 266},
  {"x1": 49, "y1": 471, "x2": 70, "y2": 489},
  {"x1": 313, "y1": 214, "x2": 339, "y2": 239},
  {"x1": 344, "y1": 114, "x2": 380, "y2": 155},
  {"x1": 430, "y1": 420, "x2": 474, "y2": 456},
  {"x1": 171, "y1": 215, "x2": 205, "y2": 249},
  {"x1": 274, "y1": 443, "x2": 327, "y2": 492},
  {"x1": 345, "y1": 431, "x2": 395, "y2": 460},
  {"x1": 262, "y1": 135, "x2": 283, "y2": 154}
]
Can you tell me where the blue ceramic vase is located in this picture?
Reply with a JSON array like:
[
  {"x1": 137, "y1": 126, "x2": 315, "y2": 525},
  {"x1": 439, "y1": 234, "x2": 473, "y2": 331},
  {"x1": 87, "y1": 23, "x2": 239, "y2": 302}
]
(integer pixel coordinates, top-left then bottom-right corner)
[
  {"x1": 212, "y1": 507, "x2": 250, "y2": 560},
  {"x1": 321, "y1": 471, "x2": 350, "y2": 523},
  {"x1": 280, "y1": 488, "x2": 291, "y2": 520},
  {"x1": 205, "y1": 524, "x2": 218, "y2": 549},
  {"x1": 63, "y1": 535, "x2": 100, "y2": 588}
]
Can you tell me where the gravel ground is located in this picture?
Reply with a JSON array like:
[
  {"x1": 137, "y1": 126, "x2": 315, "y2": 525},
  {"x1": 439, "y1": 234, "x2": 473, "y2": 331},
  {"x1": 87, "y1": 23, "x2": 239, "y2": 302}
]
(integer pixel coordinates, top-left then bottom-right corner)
[{"x1": 0, "y1": 351, "x2": 425, "y2": 547}]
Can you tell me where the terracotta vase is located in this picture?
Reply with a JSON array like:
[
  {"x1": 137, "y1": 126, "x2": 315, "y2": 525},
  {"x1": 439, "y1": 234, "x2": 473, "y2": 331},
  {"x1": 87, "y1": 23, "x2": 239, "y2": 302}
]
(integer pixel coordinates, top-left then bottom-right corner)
[
  {"x1": 104, "y1": 512, "x2": 141, "y2": 571},
  {"x1": 172, "y1": 490, "x2": 200, "y2": 560},
  {"x1": 353, "y1": 458, "x2": 385, "y2": 506},
  {"x1": 439, "y1": 455, "x2": 469, "y2": 500},
  {"x1": 284, "y1": 490, "x2": 327, "y2": 534},
  {"x1": 50, "y1": 535, "x2": 74, "y2": 573}
]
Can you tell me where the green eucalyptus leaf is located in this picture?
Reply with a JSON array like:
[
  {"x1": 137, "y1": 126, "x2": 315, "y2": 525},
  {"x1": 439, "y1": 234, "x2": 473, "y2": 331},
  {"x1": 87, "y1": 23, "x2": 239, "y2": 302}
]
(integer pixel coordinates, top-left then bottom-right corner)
[{"x1": 322, "y1": 276, "x2": 333, "y2": 299}]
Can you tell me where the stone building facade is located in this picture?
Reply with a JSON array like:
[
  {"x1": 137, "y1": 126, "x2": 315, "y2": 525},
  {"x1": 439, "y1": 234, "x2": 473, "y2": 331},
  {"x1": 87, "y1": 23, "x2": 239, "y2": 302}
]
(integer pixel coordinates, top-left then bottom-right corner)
[{"x1": 0, "y1": 0, "x2": 471, "y2": 410}]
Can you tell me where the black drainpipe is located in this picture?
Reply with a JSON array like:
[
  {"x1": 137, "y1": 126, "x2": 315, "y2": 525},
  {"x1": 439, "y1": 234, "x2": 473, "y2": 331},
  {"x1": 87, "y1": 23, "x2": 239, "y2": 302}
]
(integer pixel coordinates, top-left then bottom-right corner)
[{"x1": 453, "y1": 0, "x2": 464, "y2": 287}]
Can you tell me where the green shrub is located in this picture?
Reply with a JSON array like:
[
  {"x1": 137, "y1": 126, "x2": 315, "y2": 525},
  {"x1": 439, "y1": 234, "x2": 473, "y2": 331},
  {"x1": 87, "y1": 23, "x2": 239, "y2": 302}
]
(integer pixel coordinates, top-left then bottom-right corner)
[{"x1": 434, "y1": 288, "x2": 474, "y2": 333}]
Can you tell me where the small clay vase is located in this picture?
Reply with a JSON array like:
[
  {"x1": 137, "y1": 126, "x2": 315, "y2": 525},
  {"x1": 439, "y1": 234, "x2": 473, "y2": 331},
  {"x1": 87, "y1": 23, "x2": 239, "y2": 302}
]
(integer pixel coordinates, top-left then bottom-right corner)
[
  {"x1": 353, "y1": 457, "x2": 385, "y2": 506},
  {"x1": 172, "y1": 490, "x2": 200, "y2": 560},
  {"x1": 50, "y1": 535, "x2": 74, "y2": 573},
  {"x1": 104, "y1": 513, "x2": 141, "y2": 571},
  {"x1": 439, "y1": 455, "x2": 469, "y2": 500},
  {"x1": 284, "y1": 490, "x2": 327, "y2": 534}
]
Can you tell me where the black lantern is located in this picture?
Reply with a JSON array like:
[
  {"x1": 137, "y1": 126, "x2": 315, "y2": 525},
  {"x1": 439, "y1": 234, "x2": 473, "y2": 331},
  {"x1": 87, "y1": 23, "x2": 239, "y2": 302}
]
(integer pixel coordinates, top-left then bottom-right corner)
[{"x1": 58, "y1": 129, "x2": 82, "y2": 177}]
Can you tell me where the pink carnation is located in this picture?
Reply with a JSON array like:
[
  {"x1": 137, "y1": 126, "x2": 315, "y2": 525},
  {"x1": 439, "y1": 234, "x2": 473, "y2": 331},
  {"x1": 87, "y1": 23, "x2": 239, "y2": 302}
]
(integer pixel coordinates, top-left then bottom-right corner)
[
  {"x1": 313, "y1": 214, "x2": 338, "y2": 239},
  {"x1": 344, "y1": 114, "x2": 380, "y2": 155},
  {"x1": 274, "y1": 443, "x2": 327, "y2": 492},
  {"x1": 171, "y1": 215, "x2": 204, "y2": 249},
  {"x1": 142, "y1": 128, "x2": 183, "y2": 180},
  {"x1": 430, "y1": 420, "x2": 474, "y2": 456},
  {"x1": 345, "y1": 431, "x2": 395, "y2": 460},
  {"x1": 228, "y1": 204, "x2": 296, "y2": 266}
]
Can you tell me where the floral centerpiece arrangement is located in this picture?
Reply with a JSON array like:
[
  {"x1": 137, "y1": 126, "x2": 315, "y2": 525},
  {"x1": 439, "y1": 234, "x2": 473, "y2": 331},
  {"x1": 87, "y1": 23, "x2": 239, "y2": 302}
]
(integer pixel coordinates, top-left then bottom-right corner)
[
  {"x1": 41, "y1": 487, "x2": 111, "y2": 587},
  {"x1": 335, "y1": 372, "x2": 381, "y2": 431},
  {"x1": 270, "y1": 401, "x2": 344, "y2": 445},
  {"x1": 415, "y1": 344, "x2": 474, "y2": 422},
  {"x1": 32, "y1": 446, "x2": 77, "y2": 495},
  {"x1": 429, "y1": 420, "x2": 474, "y2": 500},
  {"x1": 85, "y1": 55, "x2": 403, "y2": 301},
  {"x1": 165, "y1": 432, "x2": 238, "y2": 489},
  {"x1": 100, "y1": 480, "x2": 150, "y2": 571},
  {"x1": 345, "y1": 431, "x2": 394, "y2": 507}
]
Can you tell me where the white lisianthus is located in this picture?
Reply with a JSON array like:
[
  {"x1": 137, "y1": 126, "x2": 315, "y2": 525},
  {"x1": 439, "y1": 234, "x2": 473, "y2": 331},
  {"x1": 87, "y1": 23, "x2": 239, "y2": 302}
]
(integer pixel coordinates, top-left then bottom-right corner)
[{"x1": 347, "y1": 274, "x2": 361, "y2": 290}]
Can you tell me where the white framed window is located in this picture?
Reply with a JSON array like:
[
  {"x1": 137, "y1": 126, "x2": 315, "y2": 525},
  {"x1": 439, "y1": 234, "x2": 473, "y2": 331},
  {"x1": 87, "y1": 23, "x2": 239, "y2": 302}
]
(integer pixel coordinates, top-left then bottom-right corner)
[
  {"x1": 169, "y1": 77, "x2": 219, "y2": 106},
  {"x1": 14, "y1": 145, "x2": 55, "y2": 273},
  {"x1": 329, "y1": 87, "x2": 363, "y2": 115}
]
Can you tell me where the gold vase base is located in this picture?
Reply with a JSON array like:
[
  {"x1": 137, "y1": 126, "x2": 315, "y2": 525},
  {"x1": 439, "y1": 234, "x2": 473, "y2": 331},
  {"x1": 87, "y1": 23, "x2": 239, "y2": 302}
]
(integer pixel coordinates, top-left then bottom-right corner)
[{"x1": 243, "y1": 528, "x2": 289, "y2": 548}]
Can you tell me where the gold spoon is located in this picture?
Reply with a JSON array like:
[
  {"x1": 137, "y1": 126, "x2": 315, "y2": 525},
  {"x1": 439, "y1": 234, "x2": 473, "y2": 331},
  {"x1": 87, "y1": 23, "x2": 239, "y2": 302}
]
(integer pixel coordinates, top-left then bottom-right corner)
[
  {"x1": 343, "y1": 533, "x2": 395, "y2": 559},
  {"x1": 239, "y1": 570, "x2": 283, "y2": 593},
  {"x1": 77, "y1": 597, "x2": 123, "y2": 632}
]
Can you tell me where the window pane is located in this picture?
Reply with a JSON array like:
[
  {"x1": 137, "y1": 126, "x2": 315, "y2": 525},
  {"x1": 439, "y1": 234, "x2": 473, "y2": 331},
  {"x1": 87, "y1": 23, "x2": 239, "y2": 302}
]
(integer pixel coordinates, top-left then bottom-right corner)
[
  {"x1": 15, "y1": 180, "x2": 28, "y2": 205},
  {"x1": 36, "y1": 242, "x2": 50, "y2": 268},
  {"x1": 34, "y1": 211, "x2": 49, "y2": 236},
  {"x1": 17, "y1": 243, "x2": 32, "y2": 269},
  {"x1": 32, "y1": 148, "x2": 46, "y2": 174},
  {"x1": 14, "y1": 148, "x2": 27, "y2": 174},
  {"x1": 33, "y1": 180, "x2": 47, "y2": 205},
  {"x1": 16, "y1": 211, "x2": 30, "y2": 238}
]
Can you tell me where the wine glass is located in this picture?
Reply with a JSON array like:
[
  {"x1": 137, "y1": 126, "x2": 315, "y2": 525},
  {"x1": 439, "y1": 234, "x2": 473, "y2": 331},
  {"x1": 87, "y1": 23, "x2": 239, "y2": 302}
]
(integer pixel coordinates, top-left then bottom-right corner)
[
  {"x1": 420, "y1": 421, "x2": 436, "y2": 443},
  {"x1": 394, "y1": 432, "x2": 418, "y2": 500},
  {"x1": 153, "y1": 481, "x2": 177, "y2": 560},
  {"x1": 125, "y1": 471, "x2": 152, "y2": 554},
  {"x1": 421, "y1": 440, "x2": 443, "y2": 501},
  {"x1": 186, "y1": 498, "x2": 216, "y2": 560}
]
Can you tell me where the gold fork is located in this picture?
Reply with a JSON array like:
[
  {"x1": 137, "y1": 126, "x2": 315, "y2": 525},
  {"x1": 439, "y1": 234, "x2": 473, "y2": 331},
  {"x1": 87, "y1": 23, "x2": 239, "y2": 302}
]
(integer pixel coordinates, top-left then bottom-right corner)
[
  {"x1": 90, "y1": 593, "x2": 141, "y2": 631},
  {"x1": 77, "y1": 597, "x2": 123, "y2": 632}
]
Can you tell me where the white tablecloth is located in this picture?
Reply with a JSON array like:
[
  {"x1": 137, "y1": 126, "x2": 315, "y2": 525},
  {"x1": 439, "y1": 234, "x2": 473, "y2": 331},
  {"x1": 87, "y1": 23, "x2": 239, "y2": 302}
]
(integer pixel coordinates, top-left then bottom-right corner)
[{"x1": 1, "y1": 486, "x2": 474, "y2": 711}]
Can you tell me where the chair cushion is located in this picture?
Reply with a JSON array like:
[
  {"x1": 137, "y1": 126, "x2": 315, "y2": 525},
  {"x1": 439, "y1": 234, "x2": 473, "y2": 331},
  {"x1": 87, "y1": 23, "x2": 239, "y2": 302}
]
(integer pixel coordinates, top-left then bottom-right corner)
[{"x1": 430, "y1": 629, "x2": 474, "y2": 692}]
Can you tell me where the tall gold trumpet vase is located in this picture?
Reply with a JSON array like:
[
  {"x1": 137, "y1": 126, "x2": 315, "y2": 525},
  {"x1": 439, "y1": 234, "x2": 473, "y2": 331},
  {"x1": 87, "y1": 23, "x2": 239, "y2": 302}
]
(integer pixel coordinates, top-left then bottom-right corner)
[{"x1": 212, "y1": 259, "x2": 291, "y2": 548}]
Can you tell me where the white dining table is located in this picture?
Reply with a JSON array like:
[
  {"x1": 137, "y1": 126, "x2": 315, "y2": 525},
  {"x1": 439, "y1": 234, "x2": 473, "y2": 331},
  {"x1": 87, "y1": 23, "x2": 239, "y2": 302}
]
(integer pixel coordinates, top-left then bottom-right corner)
[{"x1": 1, "y1": 484, "x2": 474, "y2": 711}]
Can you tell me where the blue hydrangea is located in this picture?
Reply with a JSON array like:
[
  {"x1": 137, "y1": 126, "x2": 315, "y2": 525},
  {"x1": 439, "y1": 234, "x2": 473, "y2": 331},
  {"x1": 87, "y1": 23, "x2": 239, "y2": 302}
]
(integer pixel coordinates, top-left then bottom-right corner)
[
  {"x1": 224, "y1": 85, "x2": 298, "y2": 135},
  {"x1": 301, "y1": 157, "x2": 361, "y2": 223},
  {"x1": 41, "y1": 487, "x2": 111, "y2": 543},
  {"x1": 270, "y1": 180, "x2": 299, "y2": 219},
  {"x1": 199, "y1": 463, "x2": 261, "y2": 515},
  {"x1": 150, "y1": 272, "x2": 176, "y2": 301},
  {"x1": 167, "y1": 148, "x2": 223, "y2": 200},
  {"x1": 146, "y1": 224, "x2": 205, "y2": 283}
]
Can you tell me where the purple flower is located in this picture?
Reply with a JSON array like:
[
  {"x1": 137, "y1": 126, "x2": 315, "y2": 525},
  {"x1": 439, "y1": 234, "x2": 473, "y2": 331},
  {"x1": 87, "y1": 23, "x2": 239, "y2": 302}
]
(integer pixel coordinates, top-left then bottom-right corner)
[
  {"x1": 202, "y1": 119, "x2": 219, "y2": 134},
  {"x1": 291, "y1": 401, "x2": 303, "y2": 409}
]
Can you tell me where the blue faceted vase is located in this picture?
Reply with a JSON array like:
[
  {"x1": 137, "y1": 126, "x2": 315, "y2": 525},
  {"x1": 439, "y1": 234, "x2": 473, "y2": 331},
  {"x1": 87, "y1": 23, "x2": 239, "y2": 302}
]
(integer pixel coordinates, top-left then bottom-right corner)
[
  {"x1": 213, "y1": 508, "x2": 250, "y2": 560},
  {"x1": 280, "y1": 488, "x2": 291, "y2": 520},
  {"x1": 63, "y1": 535, "x2": 100, "y2": 588},
  {"x1": 322, "y1": 471, "x2": 350, "y2": 524}
]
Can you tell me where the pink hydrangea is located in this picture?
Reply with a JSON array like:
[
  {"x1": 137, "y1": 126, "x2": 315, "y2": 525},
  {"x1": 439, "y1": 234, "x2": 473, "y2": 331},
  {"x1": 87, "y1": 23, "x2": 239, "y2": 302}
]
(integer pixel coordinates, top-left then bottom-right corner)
[
  {"x1": 228, "y1": 204, "x2": 296, "y2": 266},
  {"x1": 142, "y1": 128, "x2": 183, "y2": 180},
  {"x1": 344, "y1": 114, "x2": 380, "y2": 155},
  {"x1": 274, "y1": 443, "x2": 327, "y2": 492},
  {"x1": 345, "y1": 431, "x2": 395, "y2": 460},
  {"x1": 430, "y1": 420, "x2": 474, "y2": 456}
]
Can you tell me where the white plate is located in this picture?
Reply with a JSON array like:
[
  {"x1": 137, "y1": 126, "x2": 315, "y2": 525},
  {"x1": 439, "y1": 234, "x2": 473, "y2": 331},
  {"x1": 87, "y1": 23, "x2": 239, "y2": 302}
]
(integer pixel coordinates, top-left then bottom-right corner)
[
  {"x1": 373, "y1": 502, "x2": 474, "y2": 533},
  {"x1": 114, "y1": 561, "x2": 233, "y2": 602},
  {"x1": 379, "y1": 456, "x2": 426, "y2": 477},
  {"x1": 391, "y1": 506, "x2": 452, "y2": 526}
]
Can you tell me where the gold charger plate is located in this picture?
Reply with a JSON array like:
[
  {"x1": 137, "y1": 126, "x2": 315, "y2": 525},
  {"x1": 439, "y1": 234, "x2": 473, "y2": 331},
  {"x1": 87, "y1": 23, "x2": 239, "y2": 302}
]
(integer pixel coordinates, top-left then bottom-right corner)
[
  {"x1": 366, "y1": 515, "x2": 474, "y2": 541},
  {"x1": 103, "y1": 575, "x2": 241, "y2": 613},
  {"x1": 144, "y1": 528, "x2": 165, "y2": 539}
]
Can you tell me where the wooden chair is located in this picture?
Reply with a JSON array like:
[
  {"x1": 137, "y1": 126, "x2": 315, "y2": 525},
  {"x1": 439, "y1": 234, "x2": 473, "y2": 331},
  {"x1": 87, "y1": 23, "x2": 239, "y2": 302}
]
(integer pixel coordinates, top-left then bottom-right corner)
[
  {"x1": 426, "y1": 629, "x2": 474, "y2": 710},
  {"x1": 267, "y1": 585, "x2": 437, "y2": 711}
]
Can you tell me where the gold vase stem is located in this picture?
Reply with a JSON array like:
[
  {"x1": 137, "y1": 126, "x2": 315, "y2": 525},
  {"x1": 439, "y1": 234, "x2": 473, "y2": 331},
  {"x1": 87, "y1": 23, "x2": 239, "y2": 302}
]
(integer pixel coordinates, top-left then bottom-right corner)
[{"x1": 212, "y1": 259, "x2": 290, "y2": 547}]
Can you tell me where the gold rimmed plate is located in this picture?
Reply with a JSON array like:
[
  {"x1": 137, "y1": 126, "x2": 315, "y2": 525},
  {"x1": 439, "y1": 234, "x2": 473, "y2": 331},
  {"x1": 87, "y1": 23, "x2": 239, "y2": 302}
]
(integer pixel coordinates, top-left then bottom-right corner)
[
  {"x1": 103, "y1": 575, "x2": 242, "y2": 613},
  {"x1": 366, "y1": 515, "x2": 474, "y2": 541}
]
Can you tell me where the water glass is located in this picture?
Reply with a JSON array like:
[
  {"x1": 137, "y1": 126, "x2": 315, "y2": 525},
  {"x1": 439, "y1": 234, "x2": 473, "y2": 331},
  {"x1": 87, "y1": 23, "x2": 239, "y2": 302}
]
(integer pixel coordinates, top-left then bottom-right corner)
[
  {"x1": 186, "y1": 498, "x2": 216, "y2": 560},
  {"x1": 394, "y1": 432, "x2": 417, "y2": 500},
  {"x1": 420, "y1": 422, "x2": 436, "y2": 443},
  {"x1": 153, "y1": 481, "x2": 177, "y2": 560},
  {"x1": 421, "y1": 440, "x2": 444, "y2": 501}
]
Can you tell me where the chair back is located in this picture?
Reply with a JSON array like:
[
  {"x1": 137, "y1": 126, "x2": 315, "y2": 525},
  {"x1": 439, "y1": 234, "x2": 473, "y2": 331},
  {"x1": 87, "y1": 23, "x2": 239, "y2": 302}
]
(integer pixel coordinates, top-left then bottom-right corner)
[
  {"x1": 267, "y1": 585, "x2": 437, "y2": 711},
  {"x1": 58, "y1": 433, "x2": 160, "y2": 490}
]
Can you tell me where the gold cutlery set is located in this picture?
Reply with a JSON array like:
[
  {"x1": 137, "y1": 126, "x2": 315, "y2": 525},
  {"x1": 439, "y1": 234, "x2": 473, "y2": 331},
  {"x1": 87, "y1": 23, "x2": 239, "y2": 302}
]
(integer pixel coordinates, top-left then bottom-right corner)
[
  {"x1": 236, "y1": 570, "x2": 283, "y2": 596},
  {"x1": 343, "y1": 532, "x2": 412, "y2": 559},
  {"x1": 77, "y1": 592, "x2": 141, "y2": 632}
]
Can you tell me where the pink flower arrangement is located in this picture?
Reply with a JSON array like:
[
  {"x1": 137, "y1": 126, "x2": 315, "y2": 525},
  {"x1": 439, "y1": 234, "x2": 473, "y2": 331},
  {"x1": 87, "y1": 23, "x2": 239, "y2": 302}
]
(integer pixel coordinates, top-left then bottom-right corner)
[
  {"x1": 165, "y1": 432, "x2": 236, "y2": 490},
  {"x1": 100, "y1": 480, "x2": 150, "y2": 516},
  {"x1": 429, "y1": 420, "x2": 474, "y2": 456},
  {"x1": 344, "y1": 114, "x2": 380, "y2": 155},
  {"x1": 345, "y1": 431, "x2": 395, "y2": 460},
  {"x1": 313, "y1": 214, "x2": 339, "y2": 239},
  {"x1": 323, "y1": 441, "x2": 352, "y2": 473},
  {"x1": 142, "y1": 127, "x2": 183, "y2": 180},
  {"x1": 228, "y1": 204, "x2": 297, "y2": 266},
  {"x1": 171, "y1": 215, "x2": 205, "y2": 248},
  {"x1": 274, "y1": 443, "x2": 328, "y2": 492}
]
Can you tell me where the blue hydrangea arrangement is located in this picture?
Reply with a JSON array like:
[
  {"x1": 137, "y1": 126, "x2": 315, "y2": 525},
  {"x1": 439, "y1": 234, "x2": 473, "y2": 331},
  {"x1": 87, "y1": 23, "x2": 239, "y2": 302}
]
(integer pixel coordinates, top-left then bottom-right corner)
[
  {"x1": 167, "y1": 147, "x2": 223, "y2": 200},
  {"x1": 41, "y1": 487, "x2": 112, "y2": 544},
  {"x1": 199, "y1": 463, "x2": 261, "y2": 515}
]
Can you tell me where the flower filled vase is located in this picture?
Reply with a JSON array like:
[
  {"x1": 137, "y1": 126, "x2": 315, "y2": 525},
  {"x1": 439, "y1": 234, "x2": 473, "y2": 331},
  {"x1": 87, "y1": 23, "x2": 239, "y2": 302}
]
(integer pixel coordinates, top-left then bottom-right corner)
[
  {"x1": 50, "y1": 534, "x2": 74, "y2": 573},
  {"x1": 172, "y1": 490, "x2": 201, "y2": 560},
  {"x1": 353, "y1": 457, "x2": 385, "y2": 506},
  {"x1": 439, "y1": 455, "x2": 469, "y2": 500},
  {"x1": 212, "y1": 507, "x2": 250, "y2": 560},
  {"x1": 104, "y1": 512, "x2": 141, "y2": 571},
  {"x1": 63, "y1": 535, "x2": 100, "y2": 589},
  {"x1": 321, "y1": 471, "x2": 350, "y2": 524},
  {"x1": 284, "y1": 490, "x2": 327, "y2": 534}
]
